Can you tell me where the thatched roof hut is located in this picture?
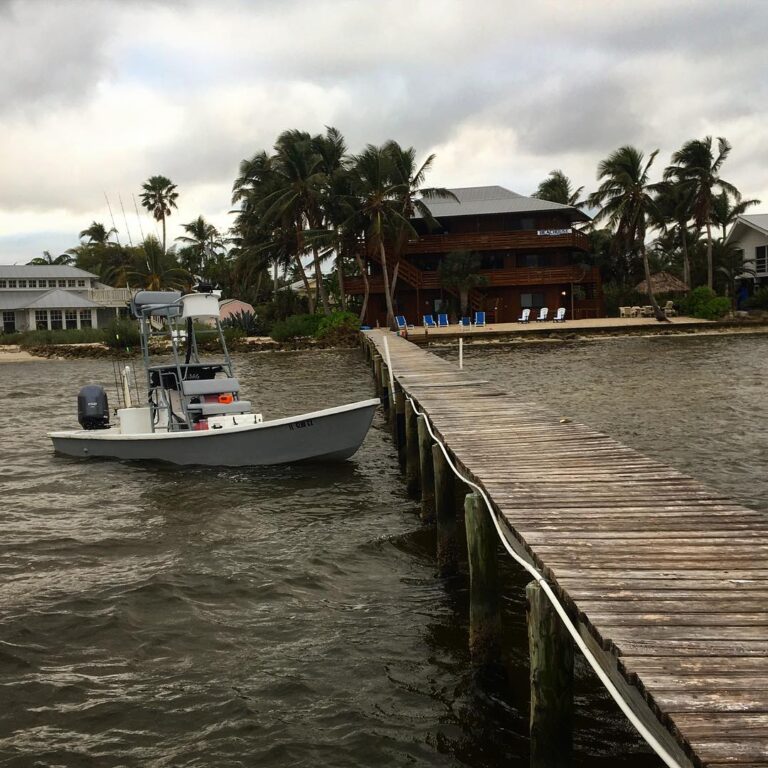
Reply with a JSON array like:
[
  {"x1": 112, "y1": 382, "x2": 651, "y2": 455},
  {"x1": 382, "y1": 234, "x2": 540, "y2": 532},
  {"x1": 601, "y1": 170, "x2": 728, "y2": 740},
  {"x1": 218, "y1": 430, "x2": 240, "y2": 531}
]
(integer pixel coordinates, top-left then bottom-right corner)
[{"x1": 635, "y1": 271, "x2": 689, "y2": 293}]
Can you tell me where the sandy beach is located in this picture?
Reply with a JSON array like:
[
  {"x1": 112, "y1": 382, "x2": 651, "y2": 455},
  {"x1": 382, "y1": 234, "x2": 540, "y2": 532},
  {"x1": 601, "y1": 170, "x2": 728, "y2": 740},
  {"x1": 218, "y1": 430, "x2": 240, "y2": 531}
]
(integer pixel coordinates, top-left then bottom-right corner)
[{"x1": 0, "y1": 345, "x2": 45, "y2": 363}]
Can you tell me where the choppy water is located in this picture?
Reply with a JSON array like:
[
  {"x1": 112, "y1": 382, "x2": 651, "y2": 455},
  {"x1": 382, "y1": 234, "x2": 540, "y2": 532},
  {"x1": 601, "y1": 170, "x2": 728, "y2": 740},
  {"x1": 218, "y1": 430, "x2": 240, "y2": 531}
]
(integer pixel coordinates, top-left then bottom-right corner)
[{"x1": 2, "y1": 336, "x2": 765, "y2": 767}]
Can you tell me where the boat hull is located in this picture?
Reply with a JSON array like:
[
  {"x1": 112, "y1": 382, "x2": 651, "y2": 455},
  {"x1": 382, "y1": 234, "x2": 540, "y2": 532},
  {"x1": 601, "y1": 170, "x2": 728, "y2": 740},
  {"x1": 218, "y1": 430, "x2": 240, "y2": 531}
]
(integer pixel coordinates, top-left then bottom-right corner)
[{"x1": 49, "y1": 399, "x2": 379, "y2": 466}]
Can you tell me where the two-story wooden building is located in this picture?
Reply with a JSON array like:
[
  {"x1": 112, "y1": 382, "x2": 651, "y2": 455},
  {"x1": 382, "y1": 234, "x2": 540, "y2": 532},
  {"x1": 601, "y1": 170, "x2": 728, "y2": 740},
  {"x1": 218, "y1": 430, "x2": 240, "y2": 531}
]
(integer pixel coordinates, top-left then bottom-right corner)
[{"x1": 348, "y1": 185, "x2": 601, "y2": 325}]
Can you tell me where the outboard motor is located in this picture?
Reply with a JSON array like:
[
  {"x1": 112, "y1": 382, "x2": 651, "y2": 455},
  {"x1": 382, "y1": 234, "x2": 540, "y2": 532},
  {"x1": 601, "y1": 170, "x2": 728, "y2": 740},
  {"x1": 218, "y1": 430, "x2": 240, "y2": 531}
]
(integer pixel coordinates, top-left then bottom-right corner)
[{"x1": 77, "y1": 385, "x2": 110, "y2": 430}]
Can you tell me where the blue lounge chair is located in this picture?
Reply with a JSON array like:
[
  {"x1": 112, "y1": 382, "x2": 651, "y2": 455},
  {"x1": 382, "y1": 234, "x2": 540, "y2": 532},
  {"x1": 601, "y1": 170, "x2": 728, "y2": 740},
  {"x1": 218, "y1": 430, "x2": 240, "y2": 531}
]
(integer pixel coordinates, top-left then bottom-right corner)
[
  {"x1": 459, "y1": 316, "x2": 471, "y2": 329},
  {"x1": 395, "y1": 315, "x2": 413, "y2": 331},
  {"x1": 437, "y1": 313, "x2": 449, "y2": 327},
  {"x1": 517, "y1": 308, "x2": 531, "y2": 323},
  {"x1": 474, "y1": 311, "x2": 486, "y2": 327},
  {"x1": 553, "y1": 307, "x2": 566, "y2": 323},
  {"x1": 423, "y1": 315, "x2": 437, "y2": 328}
]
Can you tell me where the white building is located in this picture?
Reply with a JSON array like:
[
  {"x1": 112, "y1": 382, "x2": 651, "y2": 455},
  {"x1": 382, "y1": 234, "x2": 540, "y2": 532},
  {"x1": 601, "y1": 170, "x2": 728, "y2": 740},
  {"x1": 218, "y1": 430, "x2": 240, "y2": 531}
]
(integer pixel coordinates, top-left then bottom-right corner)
[
  {"x1": 0, "y1": 265, "x2": 132, "y2": 334},
  {"x1": 725, "y1": 213, "x2": 768, "y2": 285}
]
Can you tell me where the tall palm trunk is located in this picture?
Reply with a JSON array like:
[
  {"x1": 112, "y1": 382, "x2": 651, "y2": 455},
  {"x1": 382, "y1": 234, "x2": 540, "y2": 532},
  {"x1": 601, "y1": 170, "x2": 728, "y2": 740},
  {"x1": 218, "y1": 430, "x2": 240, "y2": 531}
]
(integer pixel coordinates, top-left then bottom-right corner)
[
  {"x1": 641, "y1": 244, "x2": 668, "y2": 322},
  {"x1": 273, "y1": 261, "x2": 279, "y2": 294},
  {"x1": 161, "y1": 215, "x2": 167, "y2": 253},
  {"x1": 379, "y1": 241, "x2": 396, "y2": 329},
  {"x1": 706, "y1": 221, "x2": 714, "y2": 289},
  {"x1": 295, "y1": 223, "x2": 315, "y2": 314},
  {"x1": 354, "y1": 253, "x2": 369, "y2": 323},
  {"x1": 680, "y1": 223, "x2": 691, "y2": 290},
  {"x1": 312, "y1": 245, "x2": 331, "y2": 315},
  {"x1": 336, "y1": 252, "x2": 347, "y2": 311}
]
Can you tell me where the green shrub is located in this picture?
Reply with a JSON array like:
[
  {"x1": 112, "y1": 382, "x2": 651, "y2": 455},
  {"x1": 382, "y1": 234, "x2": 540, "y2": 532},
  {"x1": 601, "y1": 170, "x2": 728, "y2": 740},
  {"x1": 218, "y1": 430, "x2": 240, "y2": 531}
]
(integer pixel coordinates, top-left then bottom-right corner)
[
  {"x1": 681, "y1": 286, "x2": 730, "y2": 320},
  {"x1": 744, "y1": 287, "x2": 768, "y2": 310},
  {"x1": 7, "y1": 328, "x2": 105, "y2": 348},
  {"x1": 104, "y1": 318, "x2": 141, "y2": 349},
  {"x1": 222, "y1": 309, "x2": 269, "y2": 336},
  {"x1": 269, "y1": 313, "x2": 323, "y2": 342},
  {"x1": 315, "y1": 310, "x2": 359, "y2": 339}
]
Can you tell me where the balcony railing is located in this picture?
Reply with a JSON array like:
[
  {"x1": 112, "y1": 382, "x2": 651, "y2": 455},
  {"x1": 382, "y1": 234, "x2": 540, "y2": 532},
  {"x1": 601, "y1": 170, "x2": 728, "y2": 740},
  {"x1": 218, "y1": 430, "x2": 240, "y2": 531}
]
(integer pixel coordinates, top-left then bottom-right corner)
[
  {"x1": 401, "y1": 228, "x2": 591, "y2": 255},
  {"x1": 89, "y1": 287, "x2": 132, "y2": 306},
  {"x1": 345, "y1": 265, "x2": 599, "y2": 295}
]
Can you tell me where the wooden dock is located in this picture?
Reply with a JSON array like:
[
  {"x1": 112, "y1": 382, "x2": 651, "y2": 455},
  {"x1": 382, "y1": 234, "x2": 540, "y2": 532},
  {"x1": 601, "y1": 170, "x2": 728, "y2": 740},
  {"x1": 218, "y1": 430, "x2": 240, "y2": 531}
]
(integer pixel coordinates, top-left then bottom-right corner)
[{"x1": 364, "y1": 329, "x2": 768, "y2": 768}]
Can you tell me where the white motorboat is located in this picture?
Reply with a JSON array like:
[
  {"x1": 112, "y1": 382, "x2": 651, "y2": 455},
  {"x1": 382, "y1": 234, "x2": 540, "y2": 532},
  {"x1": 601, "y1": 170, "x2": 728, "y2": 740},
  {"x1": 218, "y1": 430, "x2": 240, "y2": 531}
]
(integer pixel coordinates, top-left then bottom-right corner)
[{"x1": 49, "y1": 289, "x2": 378, "y2": 466}]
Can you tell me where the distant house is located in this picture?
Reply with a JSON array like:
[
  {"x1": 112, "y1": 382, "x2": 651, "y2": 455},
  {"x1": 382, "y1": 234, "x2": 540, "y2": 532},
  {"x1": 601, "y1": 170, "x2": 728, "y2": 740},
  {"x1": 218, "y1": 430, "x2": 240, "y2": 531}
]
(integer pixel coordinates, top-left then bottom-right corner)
[
  {"x1": 725, "y1": 213, "x2": 768, "y2": 286},
  {"x1": 0, "y1": 265, "x2": 132, "y2": 334},
  {"x1": 219, "y1": 298, "x2": 255, "y2": 322},
  {"x1": 345, "y1": 185, "x2": 600, "y2": 326}
]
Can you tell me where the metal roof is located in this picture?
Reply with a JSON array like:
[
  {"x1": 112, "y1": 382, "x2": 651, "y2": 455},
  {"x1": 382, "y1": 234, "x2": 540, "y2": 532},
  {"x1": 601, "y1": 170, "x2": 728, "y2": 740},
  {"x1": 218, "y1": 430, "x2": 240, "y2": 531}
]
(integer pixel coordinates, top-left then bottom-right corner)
[
  {"x1": 417, "y1": 185, "x2": 590, "y2": 222},
  {"x1": 0, "y1": 289, "x2": 100, "y2": 311},
  {"x1": 726, "y1": 212, "x2": 768, "y2": 244},
  {"x1": 0, "y1": 265, "x2": 97, "y2": 279}
]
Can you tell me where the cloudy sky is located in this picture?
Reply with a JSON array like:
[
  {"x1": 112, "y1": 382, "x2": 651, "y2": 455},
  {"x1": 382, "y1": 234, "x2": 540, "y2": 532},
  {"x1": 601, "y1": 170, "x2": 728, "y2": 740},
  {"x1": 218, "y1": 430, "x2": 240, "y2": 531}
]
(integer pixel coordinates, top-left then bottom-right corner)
[{"x1": 1, "y1": 0, "x2": 766, "y2": 264}]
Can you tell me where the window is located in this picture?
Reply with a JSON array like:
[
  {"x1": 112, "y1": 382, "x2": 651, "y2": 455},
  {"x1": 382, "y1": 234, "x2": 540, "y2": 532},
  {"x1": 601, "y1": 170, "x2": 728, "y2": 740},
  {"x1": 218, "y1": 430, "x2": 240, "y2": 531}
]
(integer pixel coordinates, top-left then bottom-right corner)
[
  {"x1": 28, "y1": 279, "x2": 37, "y2": 288},
  {"x1": 35, "y1": 310, "x2": 48, "y2": 330},
  {"x1": 0, "y1": 280, "x2": 6, "y2": 288},
  {"x1": 58, "y1": 280, "x2": 67, "y2": 288},
  {"x1": 2, "y1": 311, "x2": 15, "y2": 333},
  {"x1": 755, "y1": 246, "x2": 766, "y2": 271},
  {"x1": 18, "y1": 279, "x2": 26, "y2": 288},
  {"x1": 77, "y1": 279, "x2": 86, "y2": 287},
  {"x1": 521, "y1": 292, "x2": 545, "y2": 308},
  {"x1": 65, "y1": 310, "x2": 78, "y2": 329},
  {"x1": 50, "y1": 309, "x2": 63, "y2": 329},
  {"x1": 518, "y1": 254, "x2": 543, "y2": 268},
  {"x1": 480, "y1": 252, "x2": 504, "y2": 269},
  {"x1": 79, "y1": 309, "x2": 93, "y2": 328},
  {"x1": 67, "y1": 279, "x2": 76, "y2": 288},
  {"x1": 7, "y1": 280, "x2": 16, "y2": 288}
]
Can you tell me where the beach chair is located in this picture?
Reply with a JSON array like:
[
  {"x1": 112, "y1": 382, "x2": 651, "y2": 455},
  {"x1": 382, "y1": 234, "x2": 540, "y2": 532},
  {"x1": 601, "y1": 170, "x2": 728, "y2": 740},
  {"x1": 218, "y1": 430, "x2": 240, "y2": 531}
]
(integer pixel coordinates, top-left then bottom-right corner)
[
  {"x1": 517, "y1": 308, "x2": 531, "y2": 323},
  {"x1": 619, "y1": 306, "x2": 630, "y2": 318},
  {"x1": 664, "y1": 300, "x2": 677, "y2": 317},
  {"x1": 630, "y1": 306, "x2": 641, "y2": 317},
  {"x1": 459, "y1": 316, "x2": 471, "y2": 330},
  {"x1": 437, "y1": 313, "x2": 449, "y2": 327},
  {"x1": 395, "y1": 315, "x2": 413, "y2": 331},
  {"x1": 423, "y1": 315, "x2": 437, "y2": 328},
  {"x1": 473, "y1": 311, "x2": 486, "y2": 327},
  {"x1": 553, "y1": 307, "x2": 566, "y2": 323},
  {"x1": 535, "y1": 307, "x2": 549, "y2": 322}
]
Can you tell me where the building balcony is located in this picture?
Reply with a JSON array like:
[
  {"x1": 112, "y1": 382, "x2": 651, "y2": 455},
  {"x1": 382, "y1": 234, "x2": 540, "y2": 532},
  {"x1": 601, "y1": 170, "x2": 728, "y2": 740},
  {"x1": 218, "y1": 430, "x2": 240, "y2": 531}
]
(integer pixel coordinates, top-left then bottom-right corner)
[
  {"x1": 345, "y1": 265, "x2": 600, "y2": 294},
  {"x1": 400, "y1": 228, "x2": 591, "y2": 255},
  {"x1": 88, "y1": 287, "x2": 132, "y2": 307}
]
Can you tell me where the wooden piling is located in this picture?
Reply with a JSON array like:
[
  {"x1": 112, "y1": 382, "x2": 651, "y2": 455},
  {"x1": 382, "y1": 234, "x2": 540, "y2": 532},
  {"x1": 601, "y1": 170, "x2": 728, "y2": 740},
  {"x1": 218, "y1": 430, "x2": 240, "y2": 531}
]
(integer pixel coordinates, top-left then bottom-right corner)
[
  {"x1": 417, "y1": 415, "x2": 435, "y2": 522},
  {"x1": 526, "y1": 581, "x2": 573, "y2": 768},
  {"x1": 373, "y1": 354, "x2": 383, "y2": 399},
  {"x1": 395, "y1": 383, "x2": 406, "y2": 466},
  {"x1": 464, "y1": 492, "x2": 502, "y2": 667},
  {"x1": 405, "y1": 400, "x2": 420, "y2": 497},
  {"x1": 433, "y1": 443, "x2": 458, "y2": 576}
]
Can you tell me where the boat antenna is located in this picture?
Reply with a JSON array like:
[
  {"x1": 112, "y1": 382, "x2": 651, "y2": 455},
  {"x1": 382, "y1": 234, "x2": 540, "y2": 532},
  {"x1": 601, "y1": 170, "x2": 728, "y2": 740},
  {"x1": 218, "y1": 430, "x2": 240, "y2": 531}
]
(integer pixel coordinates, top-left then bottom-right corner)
[
  {"x1": 103, "y1": 192, "x2": 122, "y2": 246},
  {"x1": 119, "y1": 195, "x2": 133, "y2": 246},
  {"x1": 132, "y1": 194, "x2": 146, "y2": 242}
]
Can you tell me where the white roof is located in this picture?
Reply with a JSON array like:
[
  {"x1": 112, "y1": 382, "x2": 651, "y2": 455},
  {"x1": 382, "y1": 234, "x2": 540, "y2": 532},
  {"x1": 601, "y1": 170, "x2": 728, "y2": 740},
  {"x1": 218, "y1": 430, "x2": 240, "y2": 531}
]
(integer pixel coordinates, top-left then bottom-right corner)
[
  {"x1": 726, "y1": 213, "x2": 768, "y2": 245},
  {"x1": 0, "y1": 289, "x2": 100, "y2": 311},
  {"x1": 416, "y1": 185, "x2": 590, "y2": 222},
  {"x1": 0, "y1": 265, "x2": 97, "y2": 279}
]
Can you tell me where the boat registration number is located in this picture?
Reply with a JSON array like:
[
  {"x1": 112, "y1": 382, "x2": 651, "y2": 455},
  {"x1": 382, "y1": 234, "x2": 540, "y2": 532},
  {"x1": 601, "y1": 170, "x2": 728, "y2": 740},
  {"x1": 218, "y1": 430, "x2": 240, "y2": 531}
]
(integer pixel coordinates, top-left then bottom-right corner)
[{"x1": 289, "y1": 419, "x2": 314, "y2": 431}]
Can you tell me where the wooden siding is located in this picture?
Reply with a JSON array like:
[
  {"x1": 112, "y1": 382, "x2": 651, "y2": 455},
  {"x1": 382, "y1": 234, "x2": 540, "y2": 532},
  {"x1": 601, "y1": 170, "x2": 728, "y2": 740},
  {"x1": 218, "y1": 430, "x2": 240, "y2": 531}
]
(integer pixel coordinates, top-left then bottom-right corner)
[{"x1": 401, "y1": 229, "x2": 591, "y2": 255}]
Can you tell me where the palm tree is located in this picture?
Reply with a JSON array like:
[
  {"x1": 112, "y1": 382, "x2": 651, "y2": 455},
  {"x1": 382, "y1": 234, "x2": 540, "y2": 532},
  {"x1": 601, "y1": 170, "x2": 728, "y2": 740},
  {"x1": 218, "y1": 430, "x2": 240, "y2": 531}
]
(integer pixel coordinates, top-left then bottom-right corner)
[
  {"x1": 27, "y1": 250, "x2": 73, "y2": 266},
  {"x1": 664, "y1": 137, "x2": 739, "y2": 289},
  {"x1": 651, "y1": 181, "x2": 696, "y2": 290},
  {"x1": 79, "y1": 221, "x2": 117, "y2": 245},
  {"x1": 438, "y1": 251, "x2": 488, "y2": 316},
  {"x1": 587, "y1": 145, "x2": 667, "y2": 322},
  {"x1": 710, "y1": 190, "x2": 761, "y2": 242},
  {"x1": 175, "y1": 215, "x2": 225, "y2": 278},
  {"x1": 129, "y1": 235, "x2": 188, "y2": 291},
  {"x1": 139, "y1": 175, "x2": 179, "y2": 253},
  {"x1": 533, "y1": 170, "x2": 585, "y2": 208}
]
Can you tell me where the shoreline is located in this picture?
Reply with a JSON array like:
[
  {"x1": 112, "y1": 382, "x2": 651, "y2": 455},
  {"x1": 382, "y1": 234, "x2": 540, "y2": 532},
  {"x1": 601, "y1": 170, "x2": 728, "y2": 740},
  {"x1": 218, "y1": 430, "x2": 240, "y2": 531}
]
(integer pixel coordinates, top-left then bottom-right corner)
[{"x1": 3, "y1": 321, "x2": 767, "y2": 362}]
